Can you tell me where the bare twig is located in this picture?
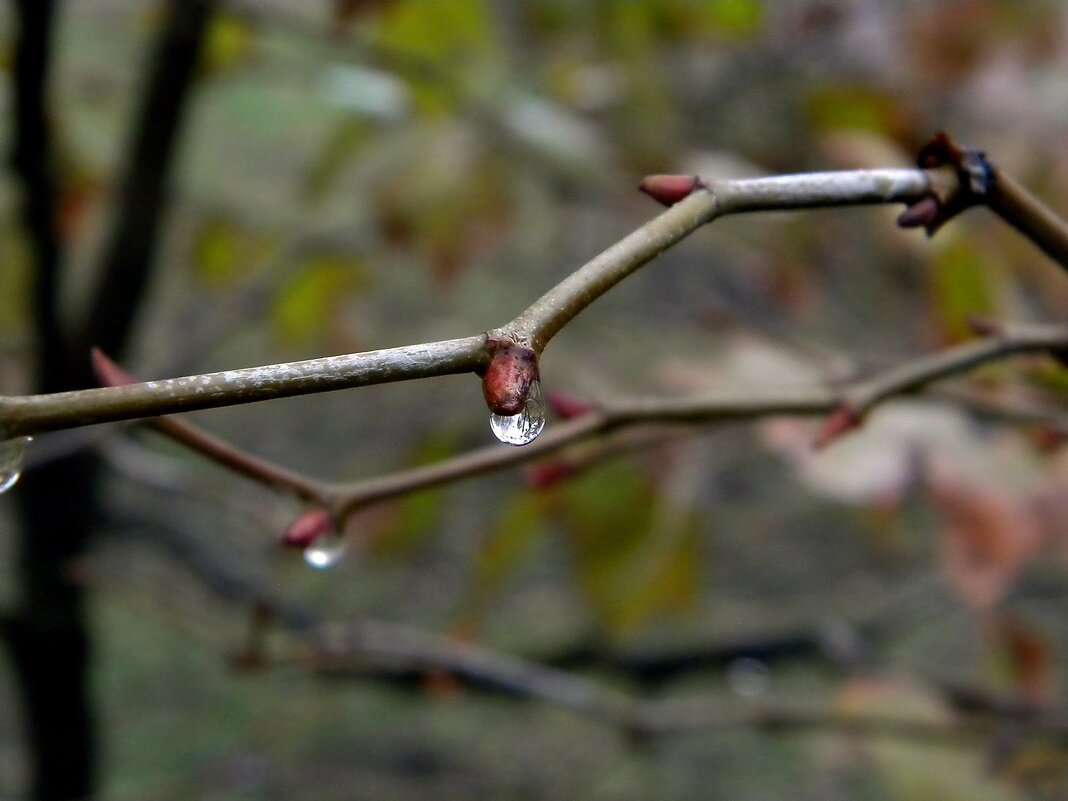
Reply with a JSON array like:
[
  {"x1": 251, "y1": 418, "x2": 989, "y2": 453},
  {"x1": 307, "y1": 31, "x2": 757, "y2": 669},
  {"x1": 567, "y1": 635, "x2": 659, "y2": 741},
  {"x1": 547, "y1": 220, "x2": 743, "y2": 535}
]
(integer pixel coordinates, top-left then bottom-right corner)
[
  {"x1": 0, "y1": 166, "x2": 955, "y2": 439},
  {"x1": 505, "y1": 168, "x2": 945, "y2": 352},
  {"x1": 985, "y1": 169, "x2": 1068, "y2": 271},
  {"x1": 0, "y1": 337, "x2": 487, "y2": 439},
  {"x1": 96, "y1": 323, "x2": 1068, "y2": 529}
]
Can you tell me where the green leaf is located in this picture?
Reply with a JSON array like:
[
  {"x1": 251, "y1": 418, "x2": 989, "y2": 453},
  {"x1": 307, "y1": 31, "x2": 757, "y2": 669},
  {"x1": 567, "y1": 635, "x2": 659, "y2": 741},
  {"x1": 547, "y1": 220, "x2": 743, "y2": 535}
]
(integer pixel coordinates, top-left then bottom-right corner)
[
  {"x1": 271, "y1": 255, "x2": 366, "y2": 347},
  {"x1": 191, "y1": 218, "x2": 271, "y2": 288},
  {"x1": 704, "y1": 0, "x2": 764, "y2": 38},
  {"x1": 807, "y1": 85, "x2": 903, "y2": 135},
  {"x1": 201, "y1": 12, "x2": 255, "y2": 76},
  {"x1": 930, "y1": 238, "x2": 998, "y2": 344},
  {"x1": 457, "y1": 491, "x2": 547, "y2": 623},
  {"x1": 557, "y1": 462, "x2": 702, "y2": 634},
  {"x1": 372, "y1": 0, "x2": 496, "y2": 116},
  {"x1": 371, "y1": 431, "x2": 459, "y2": 557},
  {"x1": 302, "y1": 118, "x2": 374, "y2": 201}
]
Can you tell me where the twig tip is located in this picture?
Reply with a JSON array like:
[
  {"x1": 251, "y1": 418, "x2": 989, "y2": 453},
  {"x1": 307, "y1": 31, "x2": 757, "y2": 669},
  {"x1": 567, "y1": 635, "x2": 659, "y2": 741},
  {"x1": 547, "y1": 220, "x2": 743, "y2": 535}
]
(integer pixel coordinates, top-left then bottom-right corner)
[
  {"x1": 639, "y1": 174, "x2": 700, "y2": 207},
  {"x1": 813, "y1": 406, "x2": 862, "y2": 449}
]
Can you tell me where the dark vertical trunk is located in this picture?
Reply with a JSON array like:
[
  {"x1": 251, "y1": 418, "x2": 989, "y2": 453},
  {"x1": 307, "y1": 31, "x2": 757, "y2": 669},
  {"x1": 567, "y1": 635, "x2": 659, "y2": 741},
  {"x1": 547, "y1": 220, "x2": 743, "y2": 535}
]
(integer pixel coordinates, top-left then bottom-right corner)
[
  {"x1": 5, "y1": 1, "x2": 215, "y2": 798},
  {"x1": 5, "y1": 3, "x2": 97, "y2": 798}
]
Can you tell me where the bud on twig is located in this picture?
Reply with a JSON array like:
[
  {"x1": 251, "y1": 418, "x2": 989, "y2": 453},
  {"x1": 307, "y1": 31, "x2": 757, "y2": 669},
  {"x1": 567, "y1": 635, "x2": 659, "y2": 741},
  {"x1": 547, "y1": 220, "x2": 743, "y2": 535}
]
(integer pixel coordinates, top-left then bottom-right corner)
[
  {"x1": 482, "y1": 341, "x2": 540, "y2": 416},
  {"x1": 813, "y1": 406, "x2": 862, "y2": 449},
  {"x1": 639, "y1": 174, "x2": 701, "y2": 207},
  {"x1": 282, "y1": 507, "x2": 336, "y2": 548},
  {"x1": 546, "y1": 390, "x2": 595, "y2": 420}
]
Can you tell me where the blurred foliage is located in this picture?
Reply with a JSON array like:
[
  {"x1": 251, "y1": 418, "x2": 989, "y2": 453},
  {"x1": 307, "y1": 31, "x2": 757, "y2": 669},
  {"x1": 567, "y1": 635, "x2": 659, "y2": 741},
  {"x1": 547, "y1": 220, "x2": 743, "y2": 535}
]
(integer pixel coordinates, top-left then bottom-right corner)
[{"x1": 5, "y1": 1, "x2": 1068, "y2": 799}]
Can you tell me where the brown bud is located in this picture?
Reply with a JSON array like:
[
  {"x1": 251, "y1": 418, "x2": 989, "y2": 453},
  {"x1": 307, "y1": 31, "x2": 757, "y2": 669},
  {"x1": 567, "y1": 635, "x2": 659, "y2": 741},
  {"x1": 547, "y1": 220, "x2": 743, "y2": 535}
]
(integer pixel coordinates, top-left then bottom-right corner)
[
  {"x1": 966, "y1": 316, "x2": 1003, "y2": 337},
  {"x1": 482, "y1": 343, "x2": 539, "y2": 416},
  {"x1": 639, "y1": 174, "x2": 700, "y2": 207}
]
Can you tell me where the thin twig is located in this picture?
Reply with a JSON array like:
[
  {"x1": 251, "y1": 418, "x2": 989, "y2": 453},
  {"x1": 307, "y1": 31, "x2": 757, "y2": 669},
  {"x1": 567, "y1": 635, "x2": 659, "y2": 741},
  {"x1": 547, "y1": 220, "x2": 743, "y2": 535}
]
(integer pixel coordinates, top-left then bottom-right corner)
[
  {"x1": 0, "y1": 166, "x2": 954, "y2": 439},
  {"x1": 506, "y1": 168, "x2": 944, "y2": 352},
  {"x1": 0, "y1": 337, "x2": 487, "y2": 439},
  {"x1": 97, "y1": 323, "x2": 1068, "y2": 527}
]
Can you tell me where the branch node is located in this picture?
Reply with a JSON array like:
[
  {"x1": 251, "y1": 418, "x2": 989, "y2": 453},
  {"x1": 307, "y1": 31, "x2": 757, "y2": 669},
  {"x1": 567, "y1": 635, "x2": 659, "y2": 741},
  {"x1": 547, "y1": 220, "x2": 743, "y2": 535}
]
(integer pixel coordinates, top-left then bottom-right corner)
[
  {"x1": 482, "y1": 339, "x2": 541, "y2": 417},
  {"x1": 905, "y1": 131, "x2": 995, "y2": 235}
]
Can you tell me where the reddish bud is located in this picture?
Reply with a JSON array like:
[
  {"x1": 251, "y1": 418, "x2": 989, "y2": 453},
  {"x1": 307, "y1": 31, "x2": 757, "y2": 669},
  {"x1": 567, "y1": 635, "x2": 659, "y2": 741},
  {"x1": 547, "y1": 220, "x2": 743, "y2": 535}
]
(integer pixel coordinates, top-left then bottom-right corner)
[
  {"x1": 813, "y1": 406, "x2": 862, "y2": 449},
  {"x1": 639, "y1": 174, "x2": 700, "y2": 206},
  {"x1": 482, "y1": 342, "x2": 539, "y2": 416},
  {"x1": 525, "y1": 460, "x2": 575, "y2": 488},
  {"x1": 896, "y1": 196, "x2": 940, "y2": 231},
  {"x1": 1032, "y1": 425, "x2": 1067, "y2": 453},
  {"x1": 966, "y1": 316, "x2": 1003, "y2": 337},
  {"x1": 282, "y1": 507, "x2": 335, "y2": 548},
  {"x1": 546, "y1": 390, "x2": 594, "y2": 420},
  {"x1": 91, "y1": 347, "x2": 136, "y2": 387}
]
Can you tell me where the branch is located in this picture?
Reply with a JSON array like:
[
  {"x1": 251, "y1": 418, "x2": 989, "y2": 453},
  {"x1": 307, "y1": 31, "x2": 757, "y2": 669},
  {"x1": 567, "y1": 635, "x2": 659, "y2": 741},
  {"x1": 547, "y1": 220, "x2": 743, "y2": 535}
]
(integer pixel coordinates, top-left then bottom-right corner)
[
  {"x1": 504, "y1": 168, "x2": 945, "y2": 352},
  {"x1": 94, "y1": 323, "x2": 1068, "y2": 535},
  {"x1": 291, "y1": 618, "x2": 1068, "y2": 749},
  {"x1": 11, "y1": 0, "x2": 66, "y2": 392},
  {"x1": 0, "y1": 337, "x2": 487, "y2": 439},
  {"x1": 985, "y1": 169, "x2": 1068, "y2": 271},
  {"x1": 0, "y1": 165, "x2": 956, "y2": 439}
]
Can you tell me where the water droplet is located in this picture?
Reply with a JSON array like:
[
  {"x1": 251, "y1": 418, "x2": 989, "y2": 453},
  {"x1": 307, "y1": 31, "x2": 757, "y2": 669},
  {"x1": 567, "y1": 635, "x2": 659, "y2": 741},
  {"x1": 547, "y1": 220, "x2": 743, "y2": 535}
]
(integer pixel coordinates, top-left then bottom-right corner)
[
  {"x1": 303, "y1": 530, "x2": 348, "y2": 569},
  {"x1": 0, "y1": 436, "x2": 31, "y2": 494},
  {"x1": 726, "y1": 657, "x2": 771, "y2": 699},
  {"x1": 489, "y1": 379, "x2": 546, "y2": 446}
]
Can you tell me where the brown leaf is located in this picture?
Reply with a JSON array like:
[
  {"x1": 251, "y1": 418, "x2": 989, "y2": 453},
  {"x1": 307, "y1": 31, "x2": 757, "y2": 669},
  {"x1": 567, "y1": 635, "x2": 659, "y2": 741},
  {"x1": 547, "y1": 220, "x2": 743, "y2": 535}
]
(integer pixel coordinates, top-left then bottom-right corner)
[
  {"x1": 994, "y1": 615, "x2": 1056, "y2": 712},
  {"x1": 929, "y1": 464, "x2": 1045, "y2": 610}
]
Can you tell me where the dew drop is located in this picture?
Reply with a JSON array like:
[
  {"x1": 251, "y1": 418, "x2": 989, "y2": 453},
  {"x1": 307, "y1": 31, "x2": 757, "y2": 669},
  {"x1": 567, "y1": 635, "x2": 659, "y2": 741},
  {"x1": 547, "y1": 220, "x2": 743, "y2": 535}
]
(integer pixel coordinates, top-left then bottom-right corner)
[
  {"x1": 726, "y1": 657, "x2": 771, "y2": 699},
  {"x1": 489, "y1": 379, "x2": 546, "y2": 446},
  {"x1": 303, "y1": 530, "x2": 348, "y2": 569},
  {"x1": 0, "y1": 436, "x2": 31, "y2": 494}
]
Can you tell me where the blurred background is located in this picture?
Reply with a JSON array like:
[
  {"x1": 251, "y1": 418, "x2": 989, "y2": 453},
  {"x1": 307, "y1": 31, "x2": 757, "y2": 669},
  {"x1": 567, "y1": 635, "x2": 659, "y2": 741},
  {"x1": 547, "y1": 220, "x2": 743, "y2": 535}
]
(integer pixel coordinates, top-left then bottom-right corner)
[{"x1": 4, "y1": 1, "x2": 1068, "y2": 799}]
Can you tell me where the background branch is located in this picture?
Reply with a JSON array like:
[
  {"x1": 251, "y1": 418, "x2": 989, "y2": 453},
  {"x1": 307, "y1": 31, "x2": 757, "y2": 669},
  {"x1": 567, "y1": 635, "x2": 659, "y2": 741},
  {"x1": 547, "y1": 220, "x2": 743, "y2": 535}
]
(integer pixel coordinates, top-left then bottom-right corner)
[{"x1": 96, "y1": 322, "x2": 1068, "y2": 535}]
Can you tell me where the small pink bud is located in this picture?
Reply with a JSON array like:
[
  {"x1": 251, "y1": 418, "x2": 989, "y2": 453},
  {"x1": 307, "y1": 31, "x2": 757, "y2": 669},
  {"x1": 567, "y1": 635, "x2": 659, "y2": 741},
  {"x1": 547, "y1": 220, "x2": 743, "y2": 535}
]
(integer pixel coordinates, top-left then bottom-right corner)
[
  {"x1": 545, "y1": 390, "x2": 594, "y2": 420},
  {"x1": 639, "y1": 175, "x2": 700, "y2": 206},
  {"x1": 525, "y1": 460, "x2": 575, "y2": 488},
  {"x1": 813, "y1": 406, "x2": 862, "y2": 449},
  {"x1": 282, "y1": 507, "x2": 335, "y2": 548},
  {"x1": 896, "y1": 196, "x2": 940, "y2": 231}
]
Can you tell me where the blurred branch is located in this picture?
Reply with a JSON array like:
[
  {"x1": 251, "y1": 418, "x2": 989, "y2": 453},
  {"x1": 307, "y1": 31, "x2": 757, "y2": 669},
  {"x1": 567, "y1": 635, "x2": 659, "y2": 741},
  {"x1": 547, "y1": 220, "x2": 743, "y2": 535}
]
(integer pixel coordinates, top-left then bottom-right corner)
[
  {"x1": 292, "y1": 618, "x2": 1068, "y2": 749},
  {"x1": 81, "y1": 0, "x2": 217, "y2": 367}
]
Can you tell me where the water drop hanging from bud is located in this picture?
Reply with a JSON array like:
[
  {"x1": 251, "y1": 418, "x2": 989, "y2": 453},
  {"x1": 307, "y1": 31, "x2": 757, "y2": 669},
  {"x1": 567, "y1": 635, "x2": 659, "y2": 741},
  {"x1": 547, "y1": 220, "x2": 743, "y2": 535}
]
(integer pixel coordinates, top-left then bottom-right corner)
[
  {"x1": 0, "y1": 437, "x2": 31, "y2": 494},
  {"x1": 303, "y1": 530, "x2": 348, "y2": 569},
  {"x1": 489, "y1": 379, "x2": 546, "y2": 446}
]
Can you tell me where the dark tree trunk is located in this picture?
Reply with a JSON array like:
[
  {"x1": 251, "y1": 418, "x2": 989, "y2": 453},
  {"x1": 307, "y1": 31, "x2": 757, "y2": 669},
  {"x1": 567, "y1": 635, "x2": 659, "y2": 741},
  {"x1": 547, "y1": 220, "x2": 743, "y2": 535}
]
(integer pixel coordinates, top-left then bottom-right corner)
[{"x1": 5, "y1": 2, "x2": 215, "y2": 798}]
